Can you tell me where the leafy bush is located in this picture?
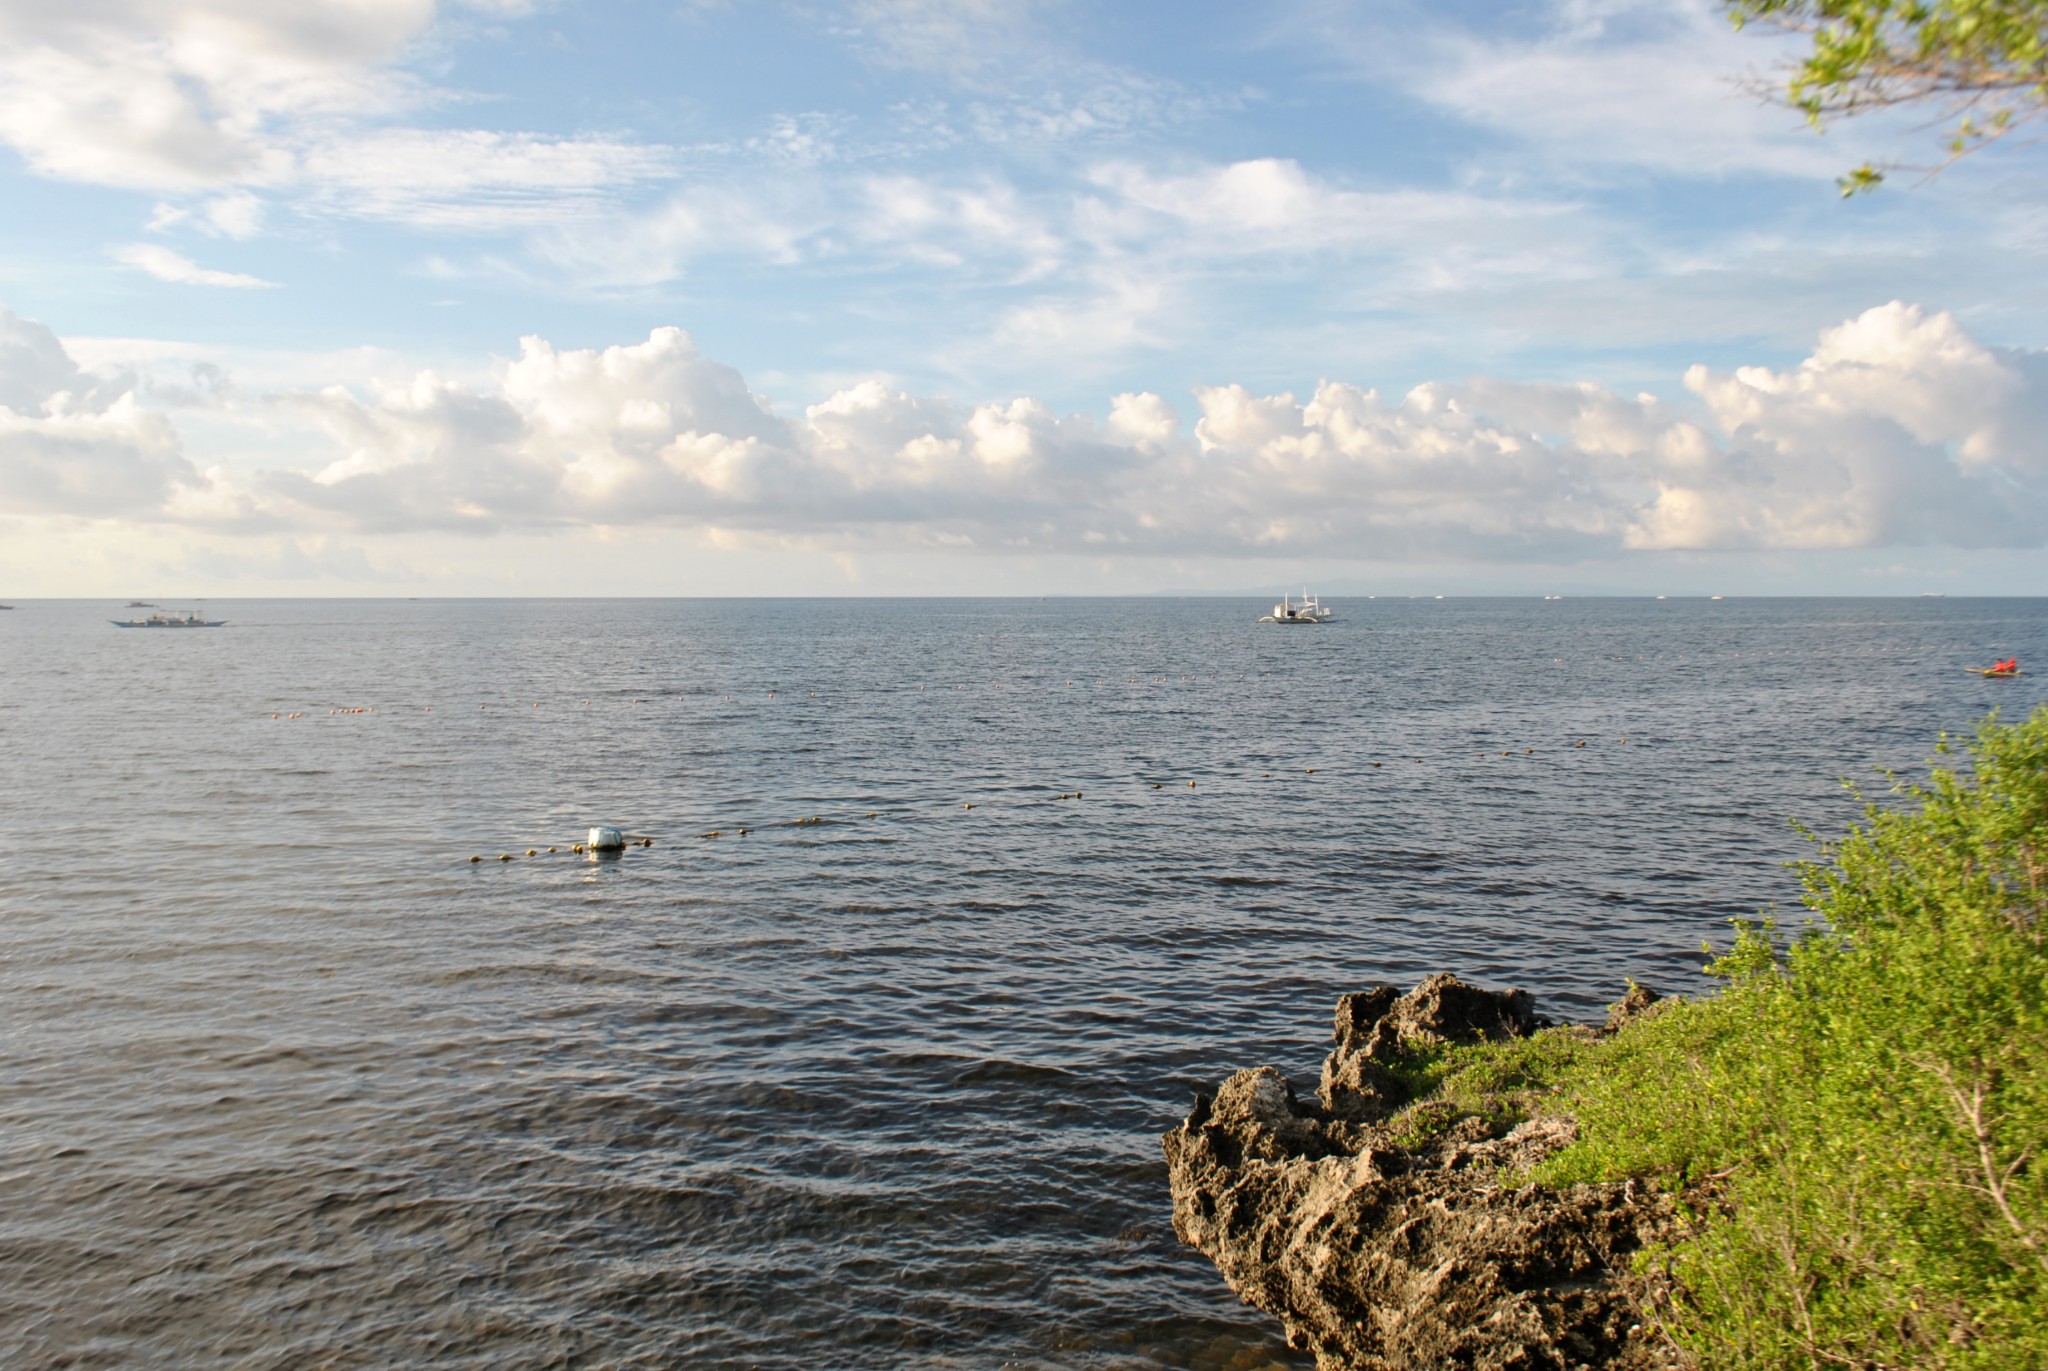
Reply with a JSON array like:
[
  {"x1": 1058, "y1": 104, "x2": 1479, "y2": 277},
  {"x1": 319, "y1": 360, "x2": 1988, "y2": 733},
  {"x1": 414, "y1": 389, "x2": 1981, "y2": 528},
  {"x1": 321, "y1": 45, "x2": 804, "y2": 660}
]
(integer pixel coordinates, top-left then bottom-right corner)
[{"x1": 1529, "y1": 707, "x2": 2048, "y2": 1367}]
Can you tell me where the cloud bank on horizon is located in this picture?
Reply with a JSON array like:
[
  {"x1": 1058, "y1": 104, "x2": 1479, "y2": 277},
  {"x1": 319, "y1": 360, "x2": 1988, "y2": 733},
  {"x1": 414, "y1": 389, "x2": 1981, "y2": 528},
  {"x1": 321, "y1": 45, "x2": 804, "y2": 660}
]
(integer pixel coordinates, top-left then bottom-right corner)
[
  {"x1": 0, "y1": 0, "x2": 2043, "y2": 592},
  {"x1": 4, "y1": 298, "x2": 2040, "y2": 568}
]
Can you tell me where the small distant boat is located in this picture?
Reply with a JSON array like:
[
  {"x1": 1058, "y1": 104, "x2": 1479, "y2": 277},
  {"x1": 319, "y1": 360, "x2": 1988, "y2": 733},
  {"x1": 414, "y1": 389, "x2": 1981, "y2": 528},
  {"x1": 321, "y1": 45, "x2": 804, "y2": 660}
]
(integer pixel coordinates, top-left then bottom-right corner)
[
  {"x1": 1543, "y1": 594, "x2": 1563, "y2": 601},
  {"x1": 111, "y1": 609, "x2": 227, "y2": 628},
  {"x1": 126, "y1": 600, "x2": 155, "y2": 608},
  {"x1": 1966, "y1": 666, "x2": 2022, "y2": 678},
  {"x1": 1259, "y1": 590, "x2": 1335, "y2": 624},
  {"x1": 1710, "y1": 595, "x2": 1725, "y2": 601}
]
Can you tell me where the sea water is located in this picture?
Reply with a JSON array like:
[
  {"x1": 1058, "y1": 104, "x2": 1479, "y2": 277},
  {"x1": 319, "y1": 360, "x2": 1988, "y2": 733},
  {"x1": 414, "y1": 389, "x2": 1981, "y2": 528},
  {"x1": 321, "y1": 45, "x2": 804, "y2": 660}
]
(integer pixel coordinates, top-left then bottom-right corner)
[{"x1": 2, "y1": 596, "x2": 2042, "y2": 1369}]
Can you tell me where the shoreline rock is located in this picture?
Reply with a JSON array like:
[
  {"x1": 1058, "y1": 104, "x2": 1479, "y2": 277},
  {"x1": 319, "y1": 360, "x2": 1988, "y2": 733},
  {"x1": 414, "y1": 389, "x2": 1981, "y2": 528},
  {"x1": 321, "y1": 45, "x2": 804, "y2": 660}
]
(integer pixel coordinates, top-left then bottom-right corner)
[{"x1": 1163, "y1": 974, "x2": 1687, "y2": 1371}]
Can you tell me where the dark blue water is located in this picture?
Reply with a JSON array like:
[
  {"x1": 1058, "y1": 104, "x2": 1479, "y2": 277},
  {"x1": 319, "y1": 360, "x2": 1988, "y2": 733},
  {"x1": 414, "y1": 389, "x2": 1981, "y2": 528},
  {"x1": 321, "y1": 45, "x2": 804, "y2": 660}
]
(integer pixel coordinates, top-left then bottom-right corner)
[{"x1": 2, "y1": 597, "x2": 2042, "y2": 1369}]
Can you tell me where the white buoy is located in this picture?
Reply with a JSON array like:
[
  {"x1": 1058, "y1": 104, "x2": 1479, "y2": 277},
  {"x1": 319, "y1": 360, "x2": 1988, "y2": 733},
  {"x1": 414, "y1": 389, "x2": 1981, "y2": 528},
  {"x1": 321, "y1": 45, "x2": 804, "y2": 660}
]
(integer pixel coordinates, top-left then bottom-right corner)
[{"x1": 587, "y1": 825, "x2": 625, "y2": 851}]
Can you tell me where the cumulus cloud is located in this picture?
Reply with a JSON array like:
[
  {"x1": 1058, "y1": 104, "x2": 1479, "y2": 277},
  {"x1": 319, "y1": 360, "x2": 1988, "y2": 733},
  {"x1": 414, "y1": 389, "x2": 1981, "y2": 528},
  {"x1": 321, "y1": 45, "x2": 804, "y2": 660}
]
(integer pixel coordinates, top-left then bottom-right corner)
[
  {"x1": 0, "y1": 304, "x2": 197, "y2": 514},
  {"x1": 6, "y1": 300, "x2": 2042, "y2": 559},
  {"x1": 114, "y1": 244, "x2": 277, "y2": 288}
]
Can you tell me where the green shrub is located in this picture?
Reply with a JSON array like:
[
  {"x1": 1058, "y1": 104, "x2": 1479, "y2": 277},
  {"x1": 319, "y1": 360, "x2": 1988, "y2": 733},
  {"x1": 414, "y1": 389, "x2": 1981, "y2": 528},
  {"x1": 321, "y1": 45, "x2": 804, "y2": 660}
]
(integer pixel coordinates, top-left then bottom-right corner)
[{"x1": 1529, "y1": 707, "x2": 2048, "y2": 1367}]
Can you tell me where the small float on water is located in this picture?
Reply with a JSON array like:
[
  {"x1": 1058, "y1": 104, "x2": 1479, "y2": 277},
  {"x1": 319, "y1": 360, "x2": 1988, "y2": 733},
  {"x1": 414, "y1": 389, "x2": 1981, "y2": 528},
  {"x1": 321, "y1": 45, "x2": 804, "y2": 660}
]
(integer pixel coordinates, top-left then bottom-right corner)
[
  {"x1": 1260, "y1": 590, "x2": 1336, "y2": 624},
  {"x1": 110, "y1": 609, "x2": 227, "y2": 628}
]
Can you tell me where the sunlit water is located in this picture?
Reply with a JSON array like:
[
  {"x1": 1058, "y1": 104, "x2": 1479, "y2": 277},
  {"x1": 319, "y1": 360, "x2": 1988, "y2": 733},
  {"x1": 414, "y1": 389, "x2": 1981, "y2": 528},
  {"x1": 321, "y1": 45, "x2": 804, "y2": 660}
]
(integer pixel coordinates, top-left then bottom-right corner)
[{"x1": 2, "y1": 596, "x2": 2042, "y2": 1369}]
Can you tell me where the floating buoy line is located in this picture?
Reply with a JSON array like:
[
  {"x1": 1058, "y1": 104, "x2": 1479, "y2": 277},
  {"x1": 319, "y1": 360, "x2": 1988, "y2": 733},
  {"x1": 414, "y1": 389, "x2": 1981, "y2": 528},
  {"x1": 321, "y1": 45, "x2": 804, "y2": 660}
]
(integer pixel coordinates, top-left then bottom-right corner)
[
  {"x1": 469, "y1": 826, "x2": 655, "y2": 864},
  {"x1": 447, "y1": 735, "x2": 1655, "y2": 867},
  {"x1": 244, "y1": 681, "x2": 1683, "y2": 867}
]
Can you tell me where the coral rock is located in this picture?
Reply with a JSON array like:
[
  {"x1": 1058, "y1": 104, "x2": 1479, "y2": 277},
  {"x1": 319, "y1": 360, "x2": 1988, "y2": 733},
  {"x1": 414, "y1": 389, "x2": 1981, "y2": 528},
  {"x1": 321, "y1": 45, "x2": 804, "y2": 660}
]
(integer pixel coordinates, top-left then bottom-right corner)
[
  {"x1": 1164, "y1": 976, "x2": 1687, "y2": 1371},
  {"x1": 1321, "y1": 972, "x2": 1539, "y2": 1122},
  {"x1": 1604, "y1": 982, "x2": 1667, "y2": 1035}
]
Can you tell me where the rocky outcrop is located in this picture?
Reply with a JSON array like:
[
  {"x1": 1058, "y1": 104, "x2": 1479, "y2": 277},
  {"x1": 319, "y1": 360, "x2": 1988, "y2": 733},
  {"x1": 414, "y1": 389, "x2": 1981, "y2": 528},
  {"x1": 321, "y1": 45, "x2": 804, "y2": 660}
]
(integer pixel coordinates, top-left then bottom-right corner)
[
  {"x1": 1321, "y1": 972, "x2": 1539, "y2": 1123},
  {"x1": 1163, "y1": 974, "x2": 1686, "y2": 1371},
  {"x1": 1603, "y1": 981, "x2": 1666, "y2": 1036}
]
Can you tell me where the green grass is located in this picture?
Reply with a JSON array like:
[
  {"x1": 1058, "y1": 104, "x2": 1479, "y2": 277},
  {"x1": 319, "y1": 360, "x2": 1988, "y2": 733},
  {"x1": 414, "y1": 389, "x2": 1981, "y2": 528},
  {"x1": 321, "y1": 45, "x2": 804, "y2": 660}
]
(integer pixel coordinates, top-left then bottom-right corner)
[
  {"x1": 1391, "y1": 707, "x2": 2048, "y2": 1368},
  {"x1": 1377, "y1": 1029, "x2": 1595, "y2": 1148}
]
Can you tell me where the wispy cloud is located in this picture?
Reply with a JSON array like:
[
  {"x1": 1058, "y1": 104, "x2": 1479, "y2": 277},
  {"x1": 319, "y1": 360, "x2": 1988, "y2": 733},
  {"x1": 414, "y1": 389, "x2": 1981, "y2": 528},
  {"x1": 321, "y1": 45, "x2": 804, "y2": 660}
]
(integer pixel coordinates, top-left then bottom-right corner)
[
  {"x1": 114, "y1": 244, "x2": 278, "y2": 289},
  {"x1": 1085, "y1": 158, "x2": 1587, "y2": 267},
  {"x1": 837, "y1": 0, "x2": 1059, "y2": 76},
  {"x1": 837, "y1": 0, "x2": 1239, "y2": 148},
  {"x1": 1292, "y1": 0, "x2": 1878, "y2": 182},
  {"x1": 294, "y1": 129, "x2": 676, "y2": 231}
]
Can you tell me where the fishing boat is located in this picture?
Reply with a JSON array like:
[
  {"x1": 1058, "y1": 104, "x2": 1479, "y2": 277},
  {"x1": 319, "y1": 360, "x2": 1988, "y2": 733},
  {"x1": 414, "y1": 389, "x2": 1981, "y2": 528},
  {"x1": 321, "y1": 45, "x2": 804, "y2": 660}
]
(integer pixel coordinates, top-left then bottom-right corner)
[
  {"x1": 1260, "y1": 590, "x2": 1335, "y2": 624},
  {"x1": 126, "y1": 600, "x2": 154, "y2": 608},
  {"x1": 110, "y1": 609, "x2": 227, "y2": 628}
]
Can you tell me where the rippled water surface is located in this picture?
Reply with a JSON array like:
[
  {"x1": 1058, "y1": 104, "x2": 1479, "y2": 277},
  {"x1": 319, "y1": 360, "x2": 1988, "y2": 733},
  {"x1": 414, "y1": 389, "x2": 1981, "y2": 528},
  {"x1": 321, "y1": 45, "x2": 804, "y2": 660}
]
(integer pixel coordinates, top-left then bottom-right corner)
[{"x1": 3, "y1": 596, "x2": 2044, "y2": 1369}]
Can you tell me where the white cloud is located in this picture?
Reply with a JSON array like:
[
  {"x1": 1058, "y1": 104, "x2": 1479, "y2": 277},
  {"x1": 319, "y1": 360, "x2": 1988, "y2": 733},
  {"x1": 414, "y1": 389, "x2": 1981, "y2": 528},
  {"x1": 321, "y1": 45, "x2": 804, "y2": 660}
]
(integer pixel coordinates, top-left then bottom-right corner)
[
  {"x1": 523, "y1": 189, "x2": 814, "y2": 290},
  {"x1": 1646, "y1": 303, "x2": 2048, "y2": 548},
  {"x1": 514, "y1": 163, "x2": 1073, "y2": 295},
  {"x1": 0, "y1": 306, "x2": 91, "y2": 412},
  {"x1": 1427, "y1": 10, "x2": 1836, "y2": 178},
  {"x1": 1086, "y1": 158, "x2": 1586, "y2": 271},
  {"x1": 114, "y1": 243, "x2": 278, "y2": 288},
  {"x1": 855, "y1": 172, "x2": 1066, "y2": 275},
  {"x1": 0, "y1": 0, "x2": 435, "y2": 190},
  {"x1": 1095, "y1": 157, "x2": 1379, "y2": 243},
  {"x1": 0, "y1": 0, "x2": 674, "y2": 239},
  {"x1": 203, "y1": 191, "x2": 266, "y2": 238},
  {"x1": 986, "y1": 274, "x2": 1168, "y2": 364},
  {"x1": 0, "y1": 304, "x2": 198, "y2": 514},
  {"x1": 1300, "y1": 0, "x2": 1880, "y2": 182},
  {"x1": 295, "y1": 129, "x2": 674, "y2": 231},
  {"x1": 839, "y1": 0, "x2": 1239, "y2": 151},
  {"x1": 872, "y1": 157, "x2": 1608, "y2": 380},
  {"x1": 177, "y1": 533, "x2": 408, "y2": 582},
  {"x1": 749, "y1": 112, "x2": 850, "y2": 167},
  {"x1": 839, "y1": 0, "x2": 1055, "y2": 76},
  {"x1": 8, "y1": 300, "x2": 2042, "y2": 559}
]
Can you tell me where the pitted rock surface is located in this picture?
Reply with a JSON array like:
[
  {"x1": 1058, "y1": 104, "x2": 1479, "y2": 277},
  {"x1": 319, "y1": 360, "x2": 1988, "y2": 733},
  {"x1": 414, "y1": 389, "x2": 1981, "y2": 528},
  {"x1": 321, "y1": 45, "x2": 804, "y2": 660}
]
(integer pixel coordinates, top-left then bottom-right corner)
[
  {"x1": 1604, "y1": 982, "x2": 1667, "y2": 1035},
  {"x1": 1165, "y1": 976, "x2": 1688, "y2": 1371},
  {"x1": 1320, "y1": 972, "x2": 1540, "y2": 1123}
]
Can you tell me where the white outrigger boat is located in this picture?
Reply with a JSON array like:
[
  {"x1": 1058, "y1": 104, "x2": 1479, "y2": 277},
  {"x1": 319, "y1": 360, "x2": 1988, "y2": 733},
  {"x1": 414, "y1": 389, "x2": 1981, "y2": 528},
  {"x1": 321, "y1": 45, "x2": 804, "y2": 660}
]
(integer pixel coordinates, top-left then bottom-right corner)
[{"x1": 1259, "y1": 590, "x2": 1335, "y2": 624}]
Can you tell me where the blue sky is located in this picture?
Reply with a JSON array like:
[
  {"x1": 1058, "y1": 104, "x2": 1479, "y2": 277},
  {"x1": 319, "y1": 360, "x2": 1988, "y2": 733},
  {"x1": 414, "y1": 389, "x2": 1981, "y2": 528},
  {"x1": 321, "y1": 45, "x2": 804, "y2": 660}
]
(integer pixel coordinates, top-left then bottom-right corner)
[{"x1": 1, "y1": 0, "x2": 2043, "y2": 595}]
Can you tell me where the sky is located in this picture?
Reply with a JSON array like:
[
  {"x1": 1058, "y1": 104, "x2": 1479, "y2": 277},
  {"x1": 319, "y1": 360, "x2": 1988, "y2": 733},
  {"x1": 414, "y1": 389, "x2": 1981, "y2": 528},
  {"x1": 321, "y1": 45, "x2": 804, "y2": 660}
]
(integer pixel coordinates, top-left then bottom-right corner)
[{"x1": 1, "y1": 0, "x2": 2044, "y2": 597}]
